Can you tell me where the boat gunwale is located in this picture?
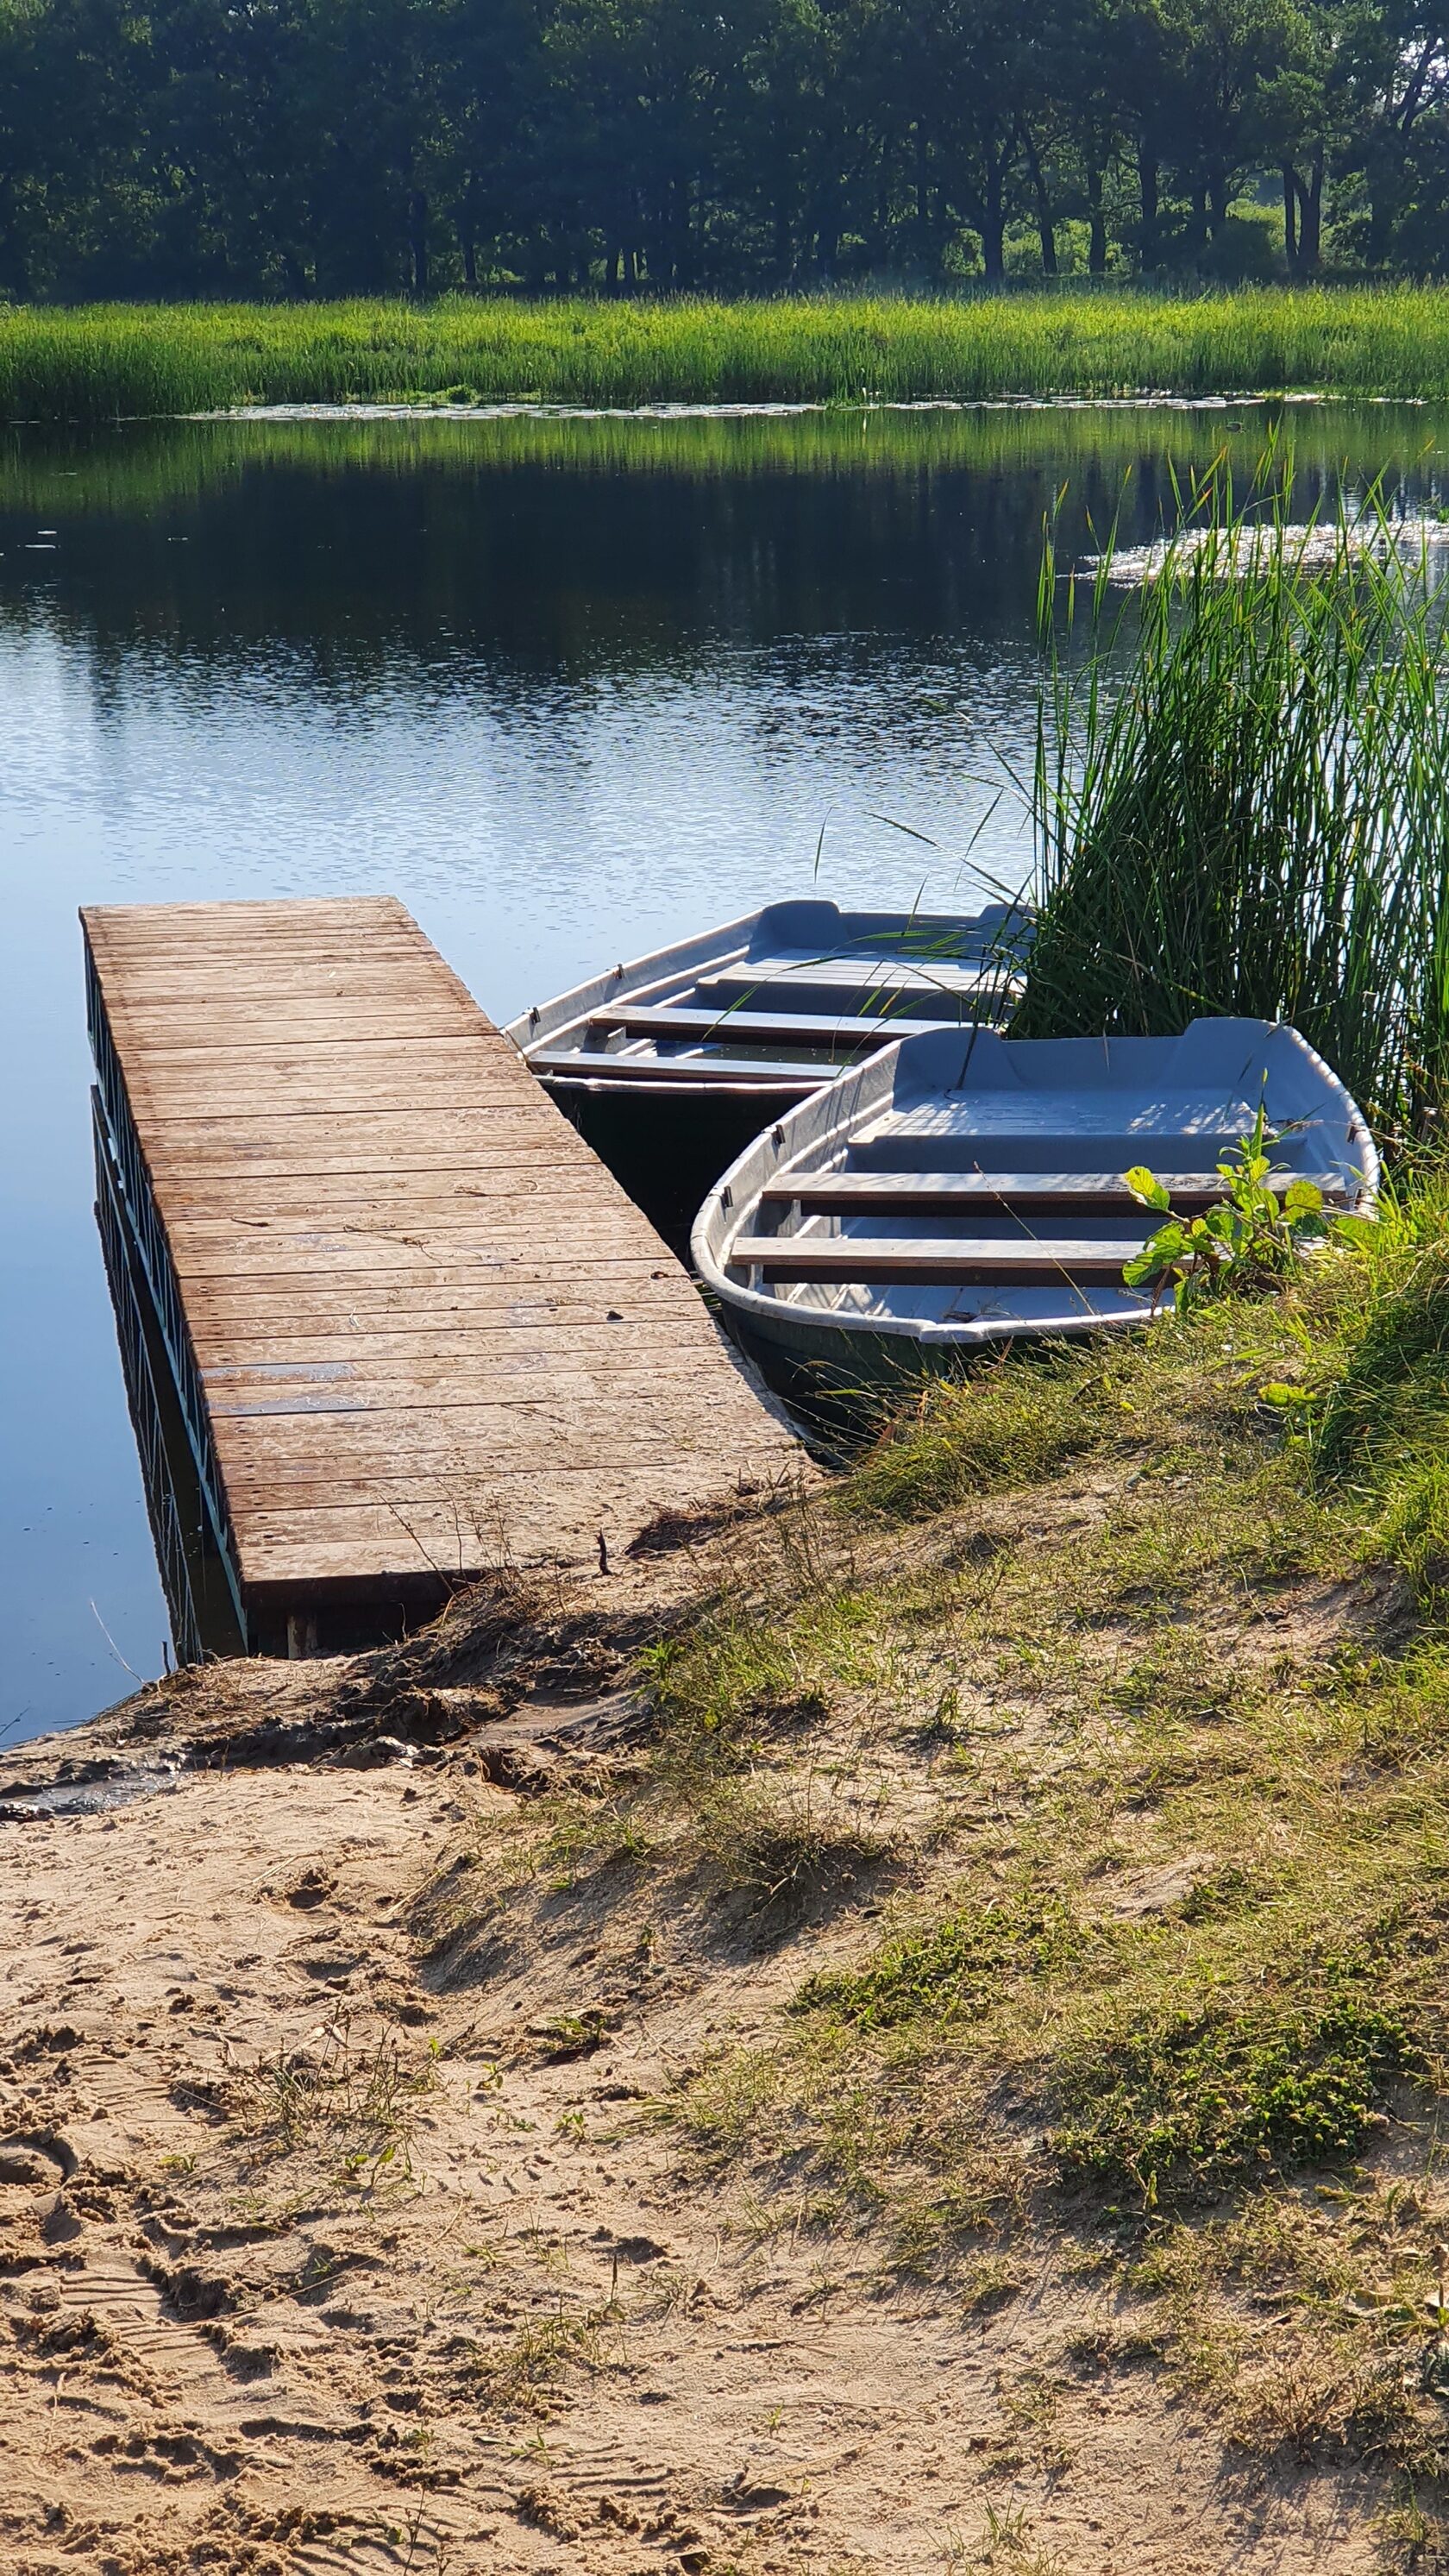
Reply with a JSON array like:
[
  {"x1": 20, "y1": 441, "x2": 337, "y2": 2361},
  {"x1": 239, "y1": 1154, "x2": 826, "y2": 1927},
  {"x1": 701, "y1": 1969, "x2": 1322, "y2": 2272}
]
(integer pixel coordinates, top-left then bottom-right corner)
[{"x1": 526, "y1": 1069, "x2": 829, "y2": 1102}]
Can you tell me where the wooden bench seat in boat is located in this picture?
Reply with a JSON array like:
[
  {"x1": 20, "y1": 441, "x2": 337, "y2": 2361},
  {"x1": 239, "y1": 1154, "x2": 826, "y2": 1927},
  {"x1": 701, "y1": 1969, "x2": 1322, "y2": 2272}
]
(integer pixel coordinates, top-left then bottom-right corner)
[
  {"x1": 693, "y1": 960, "x2": 1020, "y2": 1008},
  {"x1": 527, "y1": 1046, "x2": 846, "y2": 1088},
  {"x1": 754, "y1": 1169, "x2": 1351, "y2": 1217},
  {"x1": 726, "y1": 1235, "x2": 1156, "y2": 1285},
  {"x1": 580, "y1": 1003, "x2": 979, "y2": 1047},
  {"x1": 844, "y1": 1128, "x2": 1263, "y2": 1173}
]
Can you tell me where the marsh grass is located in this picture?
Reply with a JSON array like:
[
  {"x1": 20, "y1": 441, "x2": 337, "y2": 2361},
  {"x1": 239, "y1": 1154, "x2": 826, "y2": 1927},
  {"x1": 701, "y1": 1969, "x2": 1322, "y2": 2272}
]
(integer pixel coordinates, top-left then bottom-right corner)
[
  {"x1": 1015, "y1": 456, "x2": 1449, "y2": 1143},
  {"x1": 21, "y1": 286, "x2": 1449, "y2": 422}
]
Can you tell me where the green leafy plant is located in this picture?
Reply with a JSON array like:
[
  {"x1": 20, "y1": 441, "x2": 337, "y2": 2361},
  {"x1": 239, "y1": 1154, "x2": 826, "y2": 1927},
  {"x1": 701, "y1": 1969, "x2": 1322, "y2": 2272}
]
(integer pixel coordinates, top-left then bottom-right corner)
[
  {"x1": 1051, "y1": 1972, "x2": 1421, "y2": 2200},
  {"x1": 1123, "y1": 1106, "x2": 1328, "y2": 1313}
]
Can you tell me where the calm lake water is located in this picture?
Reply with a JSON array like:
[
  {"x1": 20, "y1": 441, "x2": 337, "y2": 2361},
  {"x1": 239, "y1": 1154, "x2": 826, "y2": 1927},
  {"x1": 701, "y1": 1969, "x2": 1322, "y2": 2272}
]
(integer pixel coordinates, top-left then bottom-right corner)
[{"x1": 3, "y1": 399, "x2": 1442, "y2": 1744}]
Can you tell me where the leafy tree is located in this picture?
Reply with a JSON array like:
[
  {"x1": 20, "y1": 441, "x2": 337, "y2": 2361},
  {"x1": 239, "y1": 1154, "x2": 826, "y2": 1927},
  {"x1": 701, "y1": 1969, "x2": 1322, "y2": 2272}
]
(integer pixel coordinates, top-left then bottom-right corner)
[{"x1": 3, "y1": 0, "x2": 1449, "y2": 292}]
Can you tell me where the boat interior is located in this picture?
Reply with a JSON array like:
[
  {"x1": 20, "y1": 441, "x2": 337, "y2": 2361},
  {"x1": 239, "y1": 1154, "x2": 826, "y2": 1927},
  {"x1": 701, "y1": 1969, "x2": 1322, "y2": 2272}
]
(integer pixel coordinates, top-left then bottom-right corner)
[
  {"x1": 699, "y1": 1020, "x2": 1379, "y2": 1345},
  {"x1": 508, "y1": 897, "x2": 1026, "y2": 1095}
]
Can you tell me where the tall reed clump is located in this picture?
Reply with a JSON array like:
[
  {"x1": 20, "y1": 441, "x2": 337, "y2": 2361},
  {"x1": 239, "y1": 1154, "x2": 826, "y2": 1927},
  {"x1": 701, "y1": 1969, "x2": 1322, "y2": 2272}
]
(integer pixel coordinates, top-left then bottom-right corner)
[{"x1": 1013, "y1": 462, "x2": 1449, "y2": 1146}]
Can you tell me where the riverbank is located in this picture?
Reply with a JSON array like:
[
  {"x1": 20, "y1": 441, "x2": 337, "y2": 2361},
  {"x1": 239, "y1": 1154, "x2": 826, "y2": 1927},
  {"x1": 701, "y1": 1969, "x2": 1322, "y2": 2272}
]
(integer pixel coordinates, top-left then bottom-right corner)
[
  {"x1": 14, "y1": 287, "x2": 1449, "y2": 423},
  {"x1": 7, "y1": 1180, "x2": 1449, "y2": 2570}
]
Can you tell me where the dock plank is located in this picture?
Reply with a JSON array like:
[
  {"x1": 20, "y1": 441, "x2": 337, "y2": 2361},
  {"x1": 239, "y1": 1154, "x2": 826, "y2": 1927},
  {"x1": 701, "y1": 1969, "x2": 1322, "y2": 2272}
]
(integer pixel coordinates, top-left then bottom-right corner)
[{"x1": 84, "y1": 896, "x2": 804, "y2": 1644}]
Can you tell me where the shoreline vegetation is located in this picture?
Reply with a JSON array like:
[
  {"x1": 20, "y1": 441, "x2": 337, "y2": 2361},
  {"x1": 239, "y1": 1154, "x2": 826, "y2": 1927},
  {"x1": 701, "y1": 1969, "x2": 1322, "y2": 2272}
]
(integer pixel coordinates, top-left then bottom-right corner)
[
  {"x1": 17, "y1": 288, "x2": 1449, "y2": 423},
  {"x1": 11, "y1": 1165, "x2": 1449, "y2": 2562},
  {"x1": 1018, "y1": 476, "x2": 1449, "y2": 1145}
]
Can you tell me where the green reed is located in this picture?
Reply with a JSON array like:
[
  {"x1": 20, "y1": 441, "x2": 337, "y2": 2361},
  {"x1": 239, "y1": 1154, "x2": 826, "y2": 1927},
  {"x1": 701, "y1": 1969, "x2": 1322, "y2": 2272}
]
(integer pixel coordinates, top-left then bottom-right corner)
[
  {"x1": 17, "y1": 288, "x2": 1449, "y2": 422},
  {"x1": 1013, "y1": 457, "x2": 1449, "y2": 1145}
]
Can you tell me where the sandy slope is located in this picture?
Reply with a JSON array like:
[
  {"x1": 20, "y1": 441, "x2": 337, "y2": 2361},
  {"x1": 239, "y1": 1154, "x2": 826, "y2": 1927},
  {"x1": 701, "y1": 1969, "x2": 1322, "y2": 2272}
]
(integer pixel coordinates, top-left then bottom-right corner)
[{"x1": 0, "y1": 1563, "x2": 1389, "y2": 2576}]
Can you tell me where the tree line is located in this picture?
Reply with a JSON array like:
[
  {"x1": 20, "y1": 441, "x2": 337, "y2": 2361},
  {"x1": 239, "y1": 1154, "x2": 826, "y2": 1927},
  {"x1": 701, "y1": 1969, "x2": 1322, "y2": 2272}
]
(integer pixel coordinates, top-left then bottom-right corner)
[{"x1": 4, "y1": 0, "x2": 1449, "y2": 300}]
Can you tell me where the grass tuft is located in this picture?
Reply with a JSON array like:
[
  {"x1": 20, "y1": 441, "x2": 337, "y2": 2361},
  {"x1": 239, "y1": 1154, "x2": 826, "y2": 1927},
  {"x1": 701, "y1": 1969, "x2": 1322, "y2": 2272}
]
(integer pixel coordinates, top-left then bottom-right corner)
[
  {"x1": 845, "y1": 1347, "x2": 1130, "y2": 1520},
  {"x1": 472, "y1": 2308, "x2": 611, "y2": 2411},
  {"x1": 708, "y1": 1786, "x2": 893, "y2": 1919},
  {"x1": 1317, "y1": 1242, "x2": 1449, "y2": 1486}
]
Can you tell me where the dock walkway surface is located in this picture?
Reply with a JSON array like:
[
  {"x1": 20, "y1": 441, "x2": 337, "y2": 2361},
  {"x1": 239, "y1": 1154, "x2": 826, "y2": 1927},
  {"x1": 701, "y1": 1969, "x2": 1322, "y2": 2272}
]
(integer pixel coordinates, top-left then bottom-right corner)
[{"x1": 83, "y1": 896, "x2": 804, "y2": 1655}]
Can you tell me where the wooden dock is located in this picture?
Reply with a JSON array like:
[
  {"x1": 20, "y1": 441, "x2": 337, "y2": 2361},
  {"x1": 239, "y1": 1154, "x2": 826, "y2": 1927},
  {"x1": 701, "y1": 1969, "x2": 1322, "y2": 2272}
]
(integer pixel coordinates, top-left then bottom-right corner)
[{"x1": 83, "y1": 897, "x2": 804, "y2": 1656}]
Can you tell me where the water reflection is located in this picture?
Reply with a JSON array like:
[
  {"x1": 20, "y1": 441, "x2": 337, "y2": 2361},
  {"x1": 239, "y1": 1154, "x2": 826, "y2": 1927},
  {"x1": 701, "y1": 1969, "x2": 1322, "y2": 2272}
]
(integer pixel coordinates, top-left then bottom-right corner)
[{"x1": 3, "y1": 399, "x2": 1446, "y2": 1741}]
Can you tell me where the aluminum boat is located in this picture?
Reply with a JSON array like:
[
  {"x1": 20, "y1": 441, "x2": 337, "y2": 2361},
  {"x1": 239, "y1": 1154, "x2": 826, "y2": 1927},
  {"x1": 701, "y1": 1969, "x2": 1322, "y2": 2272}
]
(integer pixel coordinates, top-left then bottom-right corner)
[
  {"x1": 505, "y1": 898, "x2": 1024, "y2": 1248},
  {"x1": 693, "y1": 1018, "x2": 1377, "y2": 1393}
]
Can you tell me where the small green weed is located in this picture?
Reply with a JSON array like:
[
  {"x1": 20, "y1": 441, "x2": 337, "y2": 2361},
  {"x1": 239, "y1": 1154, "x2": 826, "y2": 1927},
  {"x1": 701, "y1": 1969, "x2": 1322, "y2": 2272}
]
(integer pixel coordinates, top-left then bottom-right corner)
[
  {"x1": 1380, "y1": 2484, "x2": 1449, "y2": 2563},
  {"x1": 1125, "y1": 1108, "x2": 1330, "y2": 1312},
  {"x1": 473, "y1": 2306, "x2": 612, "y2": 2410},
  {"x1": 951, "y1": 2499, "x2": 1067, "y2": 2573},
  {"x1": 226, "y1": 2014, "x2": 436, "y2": 2187}
]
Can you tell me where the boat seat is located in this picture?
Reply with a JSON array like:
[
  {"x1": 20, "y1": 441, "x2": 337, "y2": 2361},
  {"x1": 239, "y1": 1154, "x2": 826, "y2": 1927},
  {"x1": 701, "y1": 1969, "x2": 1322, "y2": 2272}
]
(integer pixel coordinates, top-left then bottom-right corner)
[
  {"x1": 845, "y1": 1128, "x2": 1258, "y2": 1173},
  {"x1": 527, "y1": 1046, "x2": 831, "y2": 1088},
  {"x1": 695, "y1": 962, "x2": 1020, "y2": 1009},
  {"x1": 581, "y1": 1004, "x2": 988, "y2": 1046},
  {"x1": 756, "y1": 1169, "x2": 1351, "y2": 1217},
  {"x1": 725, "y1": 1235, "x2": 1157, "y2": 1285}
]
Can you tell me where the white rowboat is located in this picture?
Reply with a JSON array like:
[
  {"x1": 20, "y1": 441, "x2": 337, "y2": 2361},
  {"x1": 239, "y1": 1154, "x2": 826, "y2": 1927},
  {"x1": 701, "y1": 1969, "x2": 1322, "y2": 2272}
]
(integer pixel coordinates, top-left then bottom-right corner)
[
  {"x1": 693, "y1": 1017, "x2": 1377, "y2": 1387},
  {"x1": 506, "y1": 897, "x2": 1024, "y2": 1248}
]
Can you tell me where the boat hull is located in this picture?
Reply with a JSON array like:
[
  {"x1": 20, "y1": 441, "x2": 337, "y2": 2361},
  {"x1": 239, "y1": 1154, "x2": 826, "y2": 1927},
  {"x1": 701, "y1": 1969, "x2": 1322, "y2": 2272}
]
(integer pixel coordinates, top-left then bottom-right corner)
[
  {"x1": 712, "y1": 1266, "x2": 1135, "y2": 1418},
  {"x1": 546, "y1": 1078, "x2": 803, "y2": 1259}
]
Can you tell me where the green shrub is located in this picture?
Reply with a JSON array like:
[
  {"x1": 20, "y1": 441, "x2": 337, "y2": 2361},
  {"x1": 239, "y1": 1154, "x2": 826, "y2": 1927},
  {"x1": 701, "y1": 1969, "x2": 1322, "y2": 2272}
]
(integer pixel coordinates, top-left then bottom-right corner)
[{"x1": 1051, "y1": 1970, "x2": 1421, "y2": 2199}]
